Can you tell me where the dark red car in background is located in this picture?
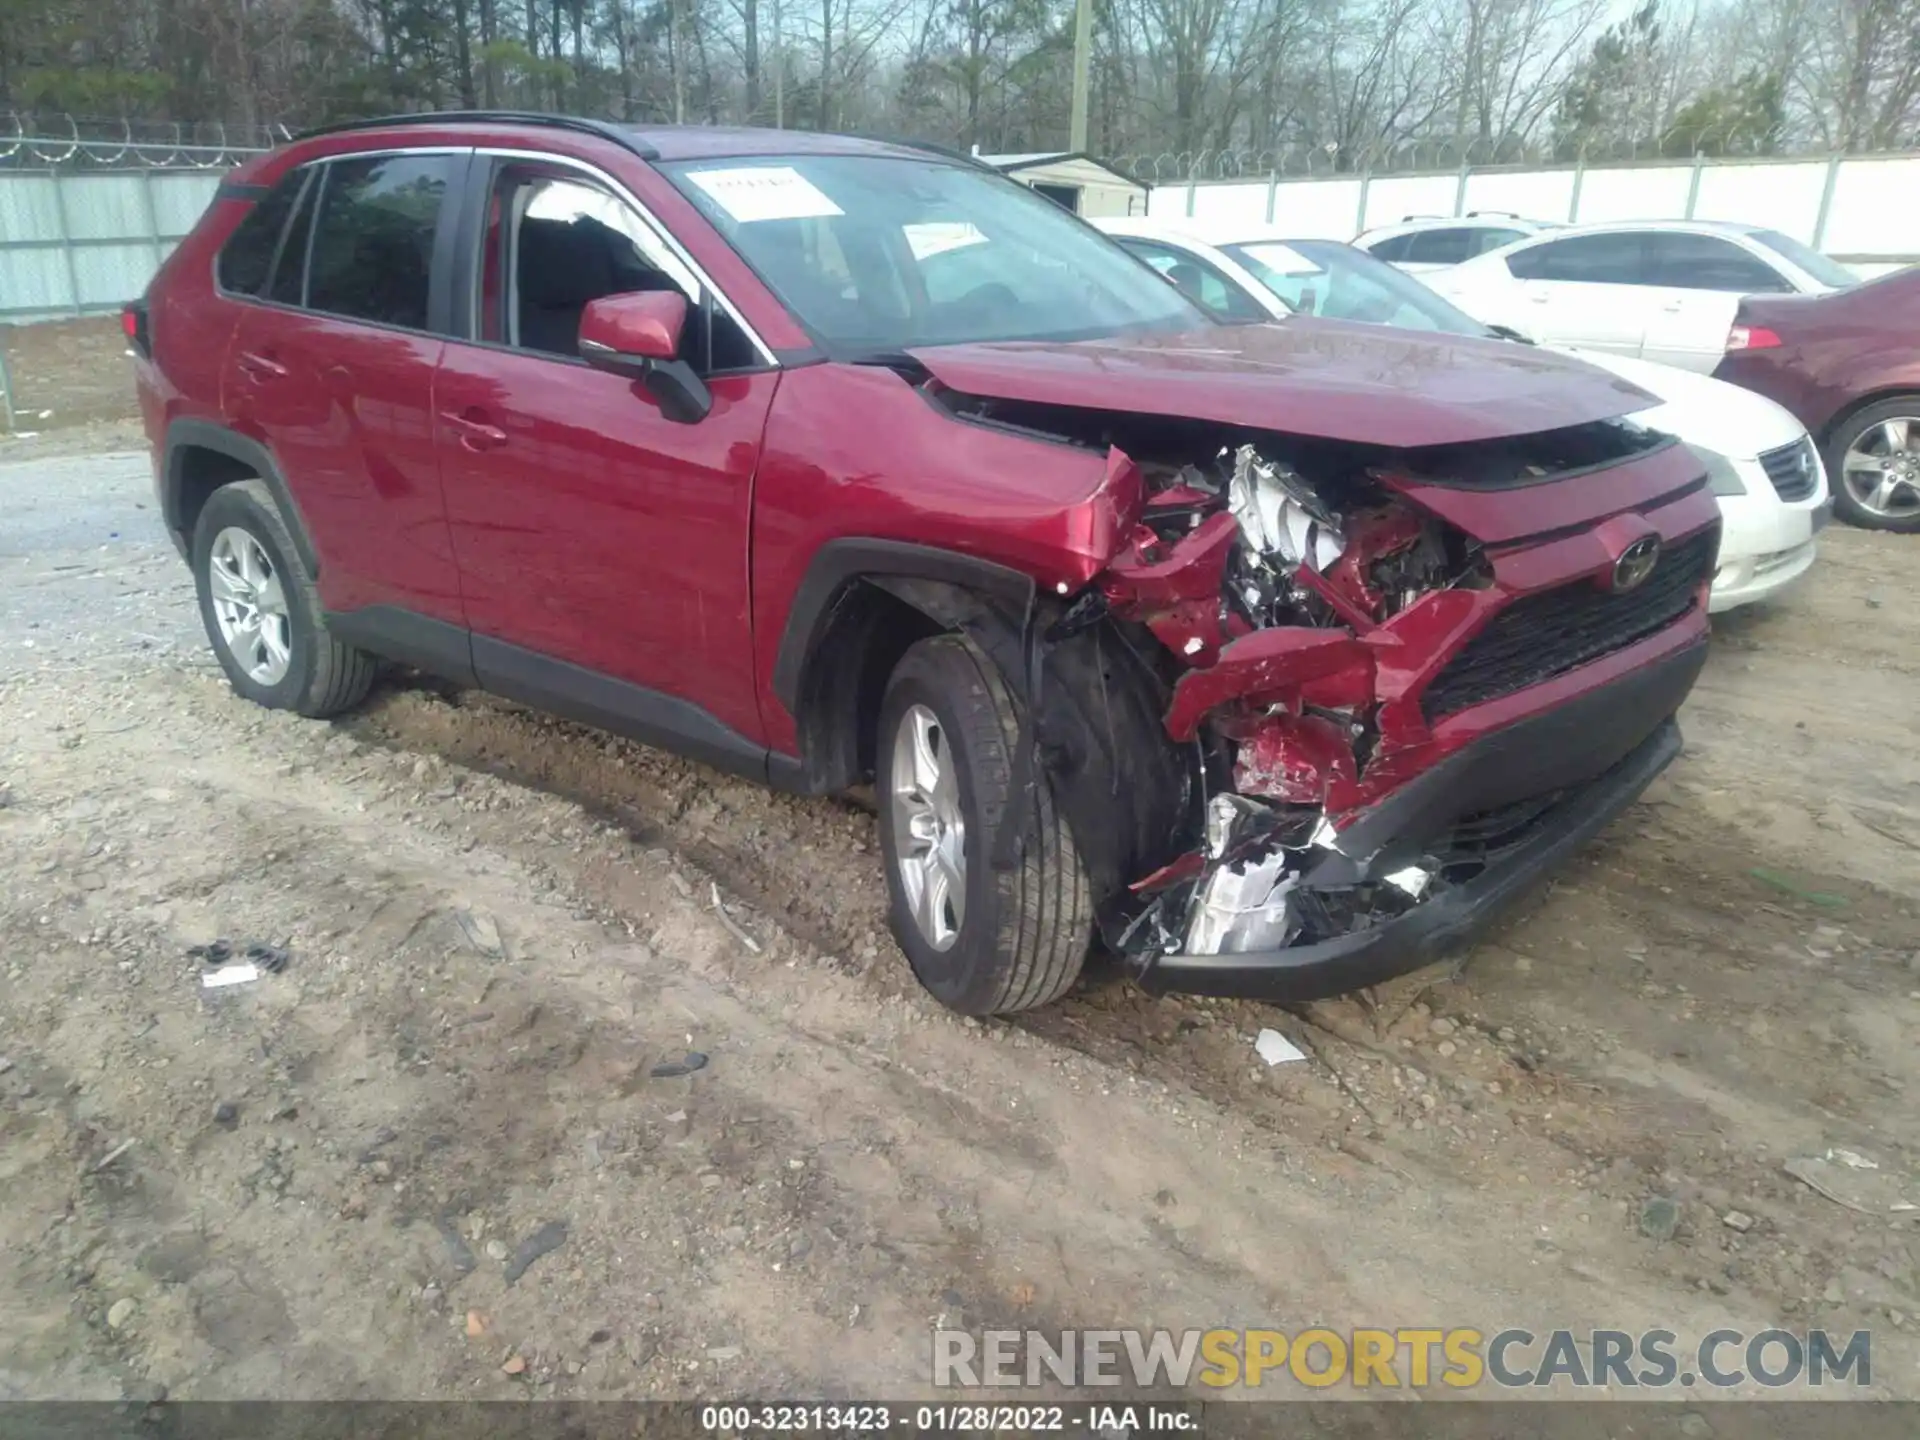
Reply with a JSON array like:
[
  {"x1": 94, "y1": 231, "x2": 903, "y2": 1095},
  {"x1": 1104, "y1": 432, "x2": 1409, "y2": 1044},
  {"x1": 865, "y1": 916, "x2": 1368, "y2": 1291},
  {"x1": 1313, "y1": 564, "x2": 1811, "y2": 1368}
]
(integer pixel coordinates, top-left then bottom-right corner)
[
  {"x1": 130, "y1": 112, "x2": 1719, "y2": 1015},
  {"x1": 1717, "y1": 266, "x2": 1920, "y2": 532}
]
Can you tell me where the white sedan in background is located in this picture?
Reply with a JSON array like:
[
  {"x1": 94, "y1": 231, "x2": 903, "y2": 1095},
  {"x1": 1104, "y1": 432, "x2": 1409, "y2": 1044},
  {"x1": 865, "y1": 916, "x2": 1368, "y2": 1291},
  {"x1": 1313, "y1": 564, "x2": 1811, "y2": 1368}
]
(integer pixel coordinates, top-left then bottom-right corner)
[
  {"x1": 1096, "y1": 218, "x2": 1832, "y2": 614},
  {"x1": 1423, "y1": 220, "x2": 1860, "y2": 373}
]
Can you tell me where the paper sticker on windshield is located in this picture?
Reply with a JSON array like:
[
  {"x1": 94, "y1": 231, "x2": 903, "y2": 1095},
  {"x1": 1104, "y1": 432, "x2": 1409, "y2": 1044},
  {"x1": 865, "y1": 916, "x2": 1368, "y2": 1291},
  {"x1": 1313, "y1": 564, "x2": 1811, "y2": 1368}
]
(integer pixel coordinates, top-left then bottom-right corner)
[{"x1": 686, "y1": 167, "x2": 843, "y2": 223}]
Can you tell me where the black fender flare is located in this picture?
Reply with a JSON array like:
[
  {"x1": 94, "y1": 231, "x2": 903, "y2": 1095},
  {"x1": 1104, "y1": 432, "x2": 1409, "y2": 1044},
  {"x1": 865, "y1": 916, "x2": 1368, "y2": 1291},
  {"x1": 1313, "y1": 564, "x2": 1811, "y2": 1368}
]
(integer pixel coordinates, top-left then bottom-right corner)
[
  {"x1": 770, "y1": 538, "x2": 1036, "y2": 715},
  {"x1": 161, "y1": 418, "x2": 320, "y2": 576}
]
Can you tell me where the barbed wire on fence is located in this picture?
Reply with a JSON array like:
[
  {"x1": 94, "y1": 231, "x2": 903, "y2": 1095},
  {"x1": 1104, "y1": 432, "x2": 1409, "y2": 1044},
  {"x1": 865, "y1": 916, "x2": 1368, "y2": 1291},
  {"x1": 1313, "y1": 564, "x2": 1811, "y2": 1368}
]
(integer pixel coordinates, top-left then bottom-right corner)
[{"x1": 0, "y1": 113, "x2": 285, "y2": 171}]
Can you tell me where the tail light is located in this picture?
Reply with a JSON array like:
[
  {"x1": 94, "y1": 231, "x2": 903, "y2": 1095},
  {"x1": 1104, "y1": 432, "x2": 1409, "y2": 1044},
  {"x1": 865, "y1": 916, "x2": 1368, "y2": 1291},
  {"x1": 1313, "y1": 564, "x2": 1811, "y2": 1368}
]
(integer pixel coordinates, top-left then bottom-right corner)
[
  {"x1": 122, "y1": 299, "x2": 151, "y2": 358},
  {"x1": 1725, "y1": 324, "x2": 1782, "y2": 353}
]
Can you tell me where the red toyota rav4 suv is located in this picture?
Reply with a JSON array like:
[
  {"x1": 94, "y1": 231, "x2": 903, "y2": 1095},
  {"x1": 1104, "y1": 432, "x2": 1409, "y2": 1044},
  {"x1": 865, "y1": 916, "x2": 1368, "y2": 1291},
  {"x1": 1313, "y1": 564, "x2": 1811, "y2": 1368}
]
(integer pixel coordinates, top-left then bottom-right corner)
[{"x1": 131, "y1": 113, "x2": 1719, "y2": 1015}]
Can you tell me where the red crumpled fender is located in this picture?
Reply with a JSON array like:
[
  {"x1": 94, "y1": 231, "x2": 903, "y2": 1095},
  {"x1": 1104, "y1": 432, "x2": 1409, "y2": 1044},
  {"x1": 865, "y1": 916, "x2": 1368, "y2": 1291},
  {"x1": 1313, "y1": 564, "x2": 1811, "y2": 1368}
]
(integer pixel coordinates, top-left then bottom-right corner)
[
  {"x1": 1233, "y1": 712, "x2": 1361, "y2": 809},
  {"x1": 1099, "y1": 510, "x2": 1242, "y2": 664},
  {"x1": 1162, "y1": 628, "x2": 1374, "y2": 742}
]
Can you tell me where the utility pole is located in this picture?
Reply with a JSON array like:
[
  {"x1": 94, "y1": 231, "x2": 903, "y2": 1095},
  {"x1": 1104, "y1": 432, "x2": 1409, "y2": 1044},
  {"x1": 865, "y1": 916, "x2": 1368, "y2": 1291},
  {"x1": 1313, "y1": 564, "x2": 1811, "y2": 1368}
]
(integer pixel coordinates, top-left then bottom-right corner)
[
  {"x1": 1068, "y1": 0, "x2": 1092, "y2": 152},
  {"x1": 773, "y1": 0, "x2": 785, "y2": 128}
]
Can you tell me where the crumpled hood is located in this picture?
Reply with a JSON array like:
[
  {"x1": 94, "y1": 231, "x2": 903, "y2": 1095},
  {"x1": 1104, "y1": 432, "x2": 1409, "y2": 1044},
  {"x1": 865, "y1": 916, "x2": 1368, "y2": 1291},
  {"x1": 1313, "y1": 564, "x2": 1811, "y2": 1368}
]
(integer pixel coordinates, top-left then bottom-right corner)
[
  {"x1": 1562, "y1": 347, "x2": 1807, "y2": 461},
  {"x1": 909, "y1": 319, "x2": 1660, "y2": 449}
]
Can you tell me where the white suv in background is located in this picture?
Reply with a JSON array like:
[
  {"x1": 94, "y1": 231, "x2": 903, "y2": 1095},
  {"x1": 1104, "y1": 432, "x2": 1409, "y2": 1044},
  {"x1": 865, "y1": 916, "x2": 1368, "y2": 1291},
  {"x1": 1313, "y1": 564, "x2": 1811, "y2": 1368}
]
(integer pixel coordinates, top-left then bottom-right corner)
[
  {"x1": 1428, "y1": 220, "x2": 1861, "y2": 372},
  {"x1": 1352, "y1": 214, "x2": 1558, "y2": 272},
  {"x1": 1098, "y1": 217, "x2": 1831, "y2": 614}
]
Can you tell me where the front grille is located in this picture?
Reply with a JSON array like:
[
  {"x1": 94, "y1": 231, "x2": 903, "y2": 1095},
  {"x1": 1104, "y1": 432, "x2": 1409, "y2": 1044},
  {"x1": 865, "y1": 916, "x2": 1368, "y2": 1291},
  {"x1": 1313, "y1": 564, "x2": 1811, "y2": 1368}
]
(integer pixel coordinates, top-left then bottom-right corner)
[
  {"x1": 1758, "y1": 438, "x2": 1819, "y2": 501},
  {"x1": 1420, "y1": 529, "x2": 1716, "y2": 722}
]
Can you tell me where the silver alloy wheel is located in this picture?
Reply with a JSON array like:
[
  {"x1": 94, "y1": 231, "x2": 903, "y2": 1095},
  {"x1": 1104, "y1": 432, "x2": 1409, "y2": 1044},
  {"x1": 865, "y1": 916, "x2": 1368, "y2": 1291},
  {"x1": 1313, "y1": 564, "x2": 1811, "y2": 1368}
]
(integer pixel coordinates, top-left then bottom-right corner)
[
  {"x1": 208, "y1": 526, "x2": 293, "y2": 685},
  {"x1": 889, "y1": 703, "x2": 967, "y2": 951},
  {"x1": 1842, "y1": 416, "x2": 1920, "y2": 519}
]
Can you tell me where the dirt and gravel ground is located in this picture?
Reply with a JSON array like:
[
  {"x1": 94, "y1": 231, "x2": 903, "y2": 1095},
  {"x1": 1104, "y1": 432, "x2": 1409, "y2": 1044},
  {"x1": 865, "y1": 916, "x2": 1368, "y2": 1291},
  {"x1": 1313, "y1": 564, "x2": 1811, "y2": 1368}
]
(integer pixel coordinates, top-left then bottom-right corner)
[{"x1": 1, "y1": 391, "x2": 1917, "y2": 1413}]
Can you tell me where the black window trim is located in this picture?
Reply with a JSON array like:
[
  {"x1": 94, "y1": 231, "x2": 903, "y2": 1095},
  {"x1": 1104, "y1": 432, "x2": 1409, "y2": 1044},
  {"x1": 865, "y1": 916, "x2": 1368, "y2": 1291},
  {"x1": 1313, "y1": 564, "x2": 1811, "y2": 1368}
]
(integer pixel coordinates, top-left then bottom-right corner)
[
  {"x1": 460, "y1": 145, "x2": 777, "y2": 372},
  {"x1": 210, "y1": 145, "x2": 474, "y2": 342}
]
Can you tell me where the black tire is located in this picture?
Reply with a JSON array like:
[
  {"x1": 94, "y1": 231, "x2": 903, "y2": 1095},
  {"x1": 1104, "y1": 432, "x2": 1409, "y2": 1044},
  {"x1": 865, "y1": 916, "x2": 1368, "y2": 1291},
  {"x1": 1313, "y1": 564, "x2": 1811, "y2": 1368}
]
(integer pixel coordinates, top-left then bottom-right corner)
[
  {"x1": 191, "y1": 479, "x2": 376, "y2": 717},
  {"x1": 1823, "y1": 395, "x2": 1920, "y2": 533},
  {"x1": 875, "y1": 634, "x2": 1093, "y2": 1015}
]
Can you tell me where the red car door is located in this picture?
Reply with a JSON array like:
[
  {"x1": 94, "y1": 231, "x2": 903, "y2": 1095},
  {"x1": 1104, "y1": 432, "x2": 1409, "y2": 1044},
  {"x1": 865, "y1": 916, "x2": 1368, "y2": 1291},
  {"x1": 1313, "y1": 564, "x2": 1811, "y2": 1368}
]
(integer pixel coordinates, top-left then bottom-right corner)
[
  {"x1": 434, "y1": 157, "x2": 778, "y2": 750},
  {"x1": 223, "y1": 149, "x2": 469, "y2": 622}
]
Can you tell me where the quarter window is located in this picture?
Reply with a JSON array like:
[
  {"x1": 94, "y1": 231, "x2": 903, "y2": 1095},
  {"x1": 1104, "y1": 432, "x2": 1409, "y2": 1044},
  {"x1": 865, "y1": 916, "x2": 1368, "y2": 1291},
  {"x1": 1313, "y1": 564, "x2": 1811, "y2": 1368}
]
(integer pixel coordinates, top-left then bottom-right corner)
[
  {"x1": 216, "y1": 170, "x2": 306, "y2": 296},
  {"x1": 305, "y1": 153, "x2": 459, "y2": 330}
]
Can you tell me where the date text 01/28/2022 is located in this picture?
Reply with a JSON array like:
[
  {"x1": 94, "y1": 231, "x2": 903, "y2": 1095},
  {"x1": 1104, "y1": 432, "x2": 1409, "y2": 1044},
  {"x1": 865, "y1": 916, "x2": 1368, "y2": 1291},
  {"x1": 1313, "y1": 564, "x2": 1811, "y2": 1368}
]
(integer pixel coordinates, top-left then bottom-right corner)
[{"x1": 698, "y1": 1403, "x2": 1198, "y2": 1432}]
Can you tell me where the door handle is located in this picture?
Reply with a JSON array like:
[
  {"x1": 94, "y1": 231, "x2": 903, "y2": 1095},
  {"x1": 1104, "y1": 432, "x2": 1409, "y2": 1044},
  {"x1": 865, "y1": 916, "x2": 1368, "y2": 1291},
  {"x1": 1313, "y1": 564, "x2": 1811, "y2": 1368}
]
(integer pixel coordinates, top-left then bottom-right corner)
[
  {"x1": 1527, "y1": 291, "x2": 1550, "y2": 303},
  {"x1": 440, "y1": 410, "x2": 508, "y2": 451},
  {"x1": 236, "y1": 351, "x2": 287, "y2": 381}
]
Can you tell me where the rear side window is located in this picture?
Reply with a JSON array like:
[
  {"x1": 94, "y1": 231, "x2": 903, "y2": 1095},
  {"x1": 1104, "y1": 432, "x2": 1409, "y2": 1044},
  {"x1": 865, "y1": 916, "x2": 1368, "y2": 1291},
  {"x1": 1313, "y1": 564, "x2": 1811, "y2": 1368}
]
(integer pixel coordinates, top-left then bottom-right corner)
[
  {"x1": 1506, "y1": 233, "x2": 1648, "y2": 284},
  {"x1": 216, "y1": 171, "x2": 306, "y2": 295},
  {"x1": 1643, "y1": 233, "x2": 1791, "y2": 292},
  {"x1": 1365, "y1": 233, "x2": 1414, "y2": 262},
  {"x1": 1402, "y1": 228, "x2": 1479, "y2": 265},
  {"x1": 305, "y1": 154, "x2": 459, "y2": 330},
  {"x1": 1469, "y1": 227, "x2": 1527, "y2": 255}
]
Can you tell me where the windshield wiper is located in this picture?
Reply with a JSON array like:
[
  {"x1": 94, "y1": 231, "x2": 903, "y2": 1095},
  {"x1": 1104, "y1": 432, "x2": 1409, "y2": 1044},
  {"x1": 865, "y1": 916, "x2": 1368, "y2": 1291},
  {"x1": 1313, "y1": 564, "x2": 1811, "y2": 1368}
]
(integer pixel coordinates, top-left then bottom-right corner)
[{"x1": 1485, "y1": 324, "x2": 1536, "y2": 344}]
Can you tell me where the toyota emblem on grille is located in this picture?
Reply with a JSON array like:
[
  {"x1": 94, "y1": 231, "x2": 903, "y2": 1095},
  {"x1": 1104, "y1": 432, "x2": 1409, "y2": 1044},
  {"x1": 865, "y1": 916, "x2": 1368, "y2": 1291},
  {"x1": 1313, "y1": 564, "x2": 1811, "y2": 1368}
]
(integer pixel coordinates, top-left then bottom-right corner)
[{"x1": 1611, "y1": 535, "x2": 1663, "y2": 592}]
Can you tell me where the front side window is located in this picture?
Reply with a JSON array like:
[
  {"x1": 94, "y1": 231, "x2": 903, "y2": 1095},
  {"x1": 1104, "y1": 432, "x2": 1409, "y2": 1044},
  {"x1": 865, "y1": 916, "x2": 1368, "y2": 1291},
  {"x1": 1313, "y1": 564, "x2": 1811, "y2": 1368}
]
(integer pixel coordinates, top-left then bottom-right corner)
[
  {"x1": 1226, "y1": 239, "x2": 1492, "y2": 337},
  {"x1": 1115, "y1": 239, "x2": 1269, "y2": 322},
  {"x1": 1506, "y1": 233, "x2": 1650, "y2": 284},
  {"x1": 216, "y1": 169, "x2": 307, "y2": 296},
  {"x1": 1365, "y1": 233, "x2": 1414, "y2": 262},
  {"x1": 662, "y1": 155, "x2": 1202, "y2": 353},
  {"x1": 481, "y1": 167, "x2": 755, "y2": 373},
  {"x1": 304, "y1": 153, "x2": 459, "y2": 330}
]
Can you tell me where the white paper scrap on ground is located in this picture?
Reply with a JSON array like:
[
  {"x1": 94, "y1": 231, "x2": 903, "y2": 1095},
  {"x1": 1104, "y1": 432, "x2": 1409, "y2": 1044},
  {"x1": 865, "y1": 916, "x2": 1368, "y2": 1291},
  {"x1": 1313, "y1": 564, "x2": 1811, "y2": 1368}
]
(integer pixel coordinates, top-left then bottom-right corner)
[
  {"x1": 686, "y1": 167, "x2": 843, "y2": 224},
  {"x1": 1254, "y1": 1028, "x2": 1306, "y2": 1066},
  {"x1": 201, "y1": 962, "x2": 261, "y2": 989}
]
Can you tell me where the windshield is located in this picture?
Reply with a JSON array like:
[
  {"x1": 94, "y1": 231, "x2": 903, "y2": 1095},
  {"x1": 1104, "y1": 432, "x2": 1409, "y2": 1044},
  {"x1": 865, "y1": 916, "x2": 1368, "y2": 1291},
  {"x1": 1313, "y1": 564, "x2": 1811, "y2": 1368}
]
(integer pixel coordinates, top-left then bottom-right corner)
[
  {"x1": 1748, "y1": 229, "x2": 1860, "y2": 290},
  {"x1": 1223, "y1": 238, "x2": 1494, "y2": 338},
  {"x1": 662, "y1": 155, "x2": 1202, "y2": 352}
]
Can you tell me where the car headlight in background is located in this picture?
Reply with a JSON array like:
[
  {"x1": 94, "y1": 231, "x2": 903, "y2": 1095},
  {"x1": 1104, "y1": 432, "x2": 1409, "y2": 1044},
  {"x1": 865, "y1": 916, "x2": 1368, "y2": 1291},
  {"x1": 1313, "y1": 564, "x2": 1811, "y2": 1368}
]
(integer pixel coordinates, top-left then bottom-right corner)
[{"x1": 1692, "y1": 444, "x2": 1747, "y2": 497}]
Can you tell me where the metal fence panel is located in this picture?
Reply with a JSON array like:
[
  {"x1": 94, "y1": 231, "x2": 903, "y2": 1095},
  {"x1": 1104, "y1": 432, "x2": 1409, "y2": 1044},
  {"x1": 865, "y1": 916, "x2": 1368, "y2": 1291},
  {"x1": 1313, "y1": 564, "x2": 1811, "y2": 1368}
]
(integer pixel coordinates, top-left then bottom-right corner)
[
  {"x1": 1820, "y1": 155, "x2": 1920, "y2": 261},
  {"x1": 1, "y1": 168, "x2": 228, "y2": 321},
  {"x1": 1571, "y1": 163, "x2": 1695, "y2": 222},
  {"x1": 1461, "y1": 169, "x2": 1578, "y2": 223},
  {"x1": 1691, "y1": 160, "x2": 1829, "y2": 241}
]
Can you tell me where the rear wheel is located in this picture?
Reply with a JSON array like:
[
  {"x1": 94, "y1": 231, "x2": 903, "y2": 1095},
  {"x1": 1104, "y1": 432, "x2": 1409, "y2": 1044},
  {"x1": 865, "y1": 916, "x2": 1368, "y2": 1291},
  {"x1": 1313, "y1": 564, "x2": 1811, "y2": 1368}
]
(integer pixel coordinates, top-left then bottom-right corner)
[
  {"x1": 191, "y1": 479, "x2": 376, "y2": 717},
  {"x1": 1825, "y1": 396, "x2": 1920, "y2": 532},
  {"x1": 876, "y1": 634, "x2": 1093, "y2": 1015}
]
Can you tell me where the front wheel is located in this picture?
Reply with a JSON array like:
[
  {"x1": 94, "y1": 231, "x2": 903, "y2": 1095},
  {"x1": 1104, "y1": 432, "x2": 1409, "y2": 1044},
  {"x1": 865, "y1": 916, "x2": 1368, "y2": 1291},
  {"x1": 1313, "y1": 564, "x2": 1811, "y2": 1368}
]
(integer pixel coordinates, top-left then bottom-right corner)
[
  {"x1": 1825, "y1": 397, "x2": 1920, "y2": 532},
  {"x1": 876, "y1": 635, "x2": 1093, "y2": 1015}
]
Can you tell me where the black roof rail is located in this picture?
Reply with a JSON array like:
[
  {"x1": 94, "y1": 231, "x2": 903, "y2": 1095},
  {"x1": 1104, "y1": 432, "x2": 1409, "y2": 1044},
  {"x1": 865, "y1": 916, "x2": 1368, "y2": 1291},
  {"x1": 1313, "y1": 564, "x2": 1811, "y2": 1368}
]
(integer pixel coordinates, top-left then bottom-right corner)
[{"x1": 294, "y1": 110, "x2": 660, "y2": 161}]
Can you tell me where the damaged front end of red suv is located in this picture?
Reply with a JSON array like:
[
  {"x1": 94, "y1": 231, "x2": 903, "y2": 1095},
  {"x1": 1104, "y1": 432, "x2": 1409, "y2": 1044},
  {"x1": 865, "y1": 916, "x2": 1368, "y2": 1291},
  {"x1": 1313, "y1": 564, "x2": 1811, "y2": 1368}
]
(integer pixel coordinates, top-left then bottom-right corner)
[{"x1": 906, "y1": 340, "x2": 1720, "y2": 1000}]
